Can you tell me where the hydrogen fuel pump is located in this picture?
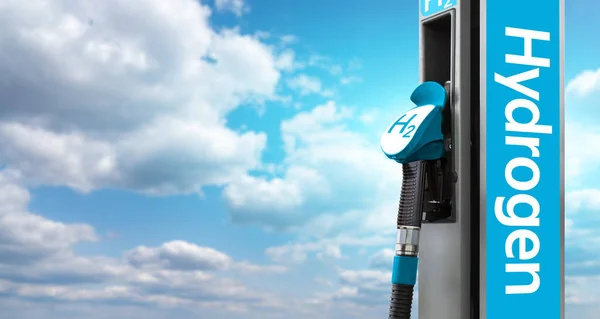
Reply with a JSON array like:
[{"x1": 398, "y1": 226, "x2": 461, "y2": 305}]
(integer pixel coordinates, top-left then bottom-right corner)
[
  {"x1": 380, "y1": 1, "x2": 473, "y2": 316},
  {"x1": 378, "y1": 0, "x2": 564, "y2": 318},
  {"x1": 380, "y1": 81, "x2": 454, "y2": 318}
]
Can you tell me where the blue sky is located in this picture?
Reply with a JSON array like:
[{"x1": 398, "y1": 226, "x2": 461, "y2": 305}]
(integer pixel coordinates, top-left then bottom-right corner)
[{"x1": 0, "y1": 0, "x2": 597, "y2": 318}]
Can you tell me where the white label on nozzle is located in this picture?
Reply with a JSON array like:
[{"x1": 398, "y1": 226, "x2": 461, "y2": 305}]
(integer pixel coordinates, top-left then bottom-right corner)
[{"x1": 380, "y1": 104, "x2": 435, "y2": 157}]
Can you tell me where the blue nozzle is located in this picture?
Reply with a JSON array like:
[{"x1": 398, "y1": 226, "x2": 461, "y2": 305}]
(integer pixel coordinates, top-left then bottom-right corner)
[
  {"x1": 380, "y1": 81, "x2": 447, "y2": 163},
  {"x1": 410, "y1": 81, "x2": 447, "y2": 107}
]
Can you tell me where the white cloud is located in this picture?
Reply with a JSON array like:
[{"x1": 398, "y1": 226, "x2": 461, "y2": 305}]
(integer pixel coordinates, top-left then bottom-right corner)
[
  {"x1": 329, "y1": 65, "x2": 343, "y2": 75},
  {"x1": 287, "y1": 74, "x2": 325, "y2": 95},
  {"x1": 125, "y1": 241, "x2": 233, "y2": 271},
  {"x1": 224, "y1": 166, "x2": 321, "y2": 214},
  {"x1": 233, "y1": 261, "x2": 288, "y2": 274},
  {"x1": 316, "y1": 245, "x2": 343, "y2": 261},
  {"x1": 565, "y1": 122, "x2": 600, "y2": 183},
  {"x1": 125, "y1": 240, "x2": 287, "y2": 274},
  {"x1": 0, "y1": 123, "x2": 117, "y2": 192},
  {"x1": 567, "y1": 276, "x2": 600, "y2": 305},
  {"x1": 276, "y1": 48, "x2": 302, "y2": 72},
  {"x1": 0, "y1": 173, "x2": 300, "y2": 317},
  {"x1": 340, "y1": 76, "x2": 362, "y2": 85},
  {"x1": 0, "y1": 1, "x2": 393, "y2": 315},
  {"x1": 305, "y1": 54, "x2": 361, "y2": 77},
  {"x1": 265, "y1": 242, "x2": 316, "y2": 264},
  {"x1": 544, "y1": 109, "x2": 600, "y2": 309},
  {"x1": 308, "y1": 54, "x2": 329, "y2": 67},
  {"x1": 316, "y1": 268, "x2": 394, "y2": 314},
  {"x1": 325, "y1": 267, "x2": 419, "y2": 317},
  {"x1": 264, "y1": 232, "x2": 394, "y2": 265},
  {"x1": 565, "y1": 188, "x2": 600, "y2": 252},
  {"x1": 0, "y1": 0, "x2": 286, "y2": 194},
  {"x1": 116, "y1": 117, "x2": 266, "y2": 194},
  {"x1": 280, "y1": 34, "x2": 298, "y2": 44},
  {"x1": 567, "y1": 189, "x2": 600, "y2": 214},
  {"x1": 224, "y1": 101, "x2": 402, "y2": 234},
  {"x1": 265, "y1": 241, "x2": 343, "y2": 264},
  {"x1": 223, "y1": 99, "x2": 403, "y2": 264},
  {"x1": 214, "y1": 0, "x2": 249, "y2": 16},
  {"x1": 0, "y1": 170, "x2": 97, "y2": 265},
  {"x1": 338, "y1": 269, "x2": 390, "y2": 291},
  {"x1": 562, "y1": 186, "x2": 600, "y2": 309},
  {"x1": 567, "y1": 67, "x2": 600, "y2": 97},
  {"x1": 368, "y1": 248, "x2": 395, "y2": 270},
  {"x1": 564, "y1": 118, "x2": 600, "y2": 307}
]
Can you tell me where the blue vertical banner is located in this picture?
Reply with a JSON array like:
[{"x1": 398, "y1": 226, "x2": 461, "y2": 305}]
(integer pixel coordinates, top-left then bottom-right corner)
[{"x1": 485, "y1": 0, "x2": 563, "y2": 318}]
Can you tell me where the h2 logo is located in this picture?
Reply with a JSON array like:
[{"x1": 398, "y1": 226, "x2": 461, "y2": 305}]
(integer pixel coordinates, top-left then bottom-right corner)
[
  {"x1": 421, "y1": 0, "x2": 456, "y2": 17},
  {"x1": 387, "y1": 114, "x2": 416, "y2": 138}
]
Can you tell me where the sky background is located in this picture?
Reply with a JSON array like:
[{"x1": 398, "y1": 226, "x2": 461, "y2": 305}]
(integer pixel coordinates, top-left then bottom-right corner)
[{"x1": 0, "y1": 0, "x2": 597, "y2": 318}]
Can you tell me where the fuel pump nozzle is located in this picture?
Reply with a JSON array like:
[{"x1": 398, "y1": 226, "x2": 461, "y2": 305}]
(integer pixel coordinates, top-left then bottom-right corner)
[{"x1": 380, "y1": 81, "x2": 451, "y2": 318}]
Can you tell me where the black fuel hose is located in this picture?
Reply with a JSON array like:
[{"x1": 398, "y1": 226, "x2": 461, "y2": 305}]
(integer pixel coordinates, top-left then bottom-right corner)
[{"x1": 388, "y1": 161, "x2": 425, "y2": 318}]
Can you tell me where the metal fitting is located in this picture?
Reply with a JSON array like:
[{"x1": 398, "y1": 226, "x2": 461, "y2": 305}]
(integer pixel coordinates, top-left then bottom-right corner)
[{"x1": 396, "y1": 226, "x2": 420, "y2": 256}]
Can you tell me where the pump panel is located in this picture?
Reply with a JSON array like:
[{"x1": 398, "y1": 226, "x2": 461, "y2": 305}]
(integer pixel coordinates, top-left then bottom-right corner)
[
  {"x1": 481, "y1": 0, "x2": 564, "y2": 318},
  {"x1": 418, "y1": 0, "x2": 471, "y2": 318}
]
